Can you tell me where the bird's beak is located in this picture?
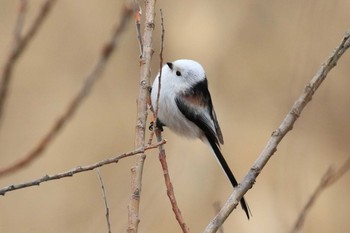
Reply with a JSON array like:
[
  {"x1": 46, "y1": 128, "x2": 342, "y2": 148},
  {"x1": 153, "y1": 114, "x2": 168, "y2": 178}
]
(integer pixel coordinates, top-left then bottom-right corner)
[{"x1": 166, "y1": 62, "x2": 173, "y2": 70}]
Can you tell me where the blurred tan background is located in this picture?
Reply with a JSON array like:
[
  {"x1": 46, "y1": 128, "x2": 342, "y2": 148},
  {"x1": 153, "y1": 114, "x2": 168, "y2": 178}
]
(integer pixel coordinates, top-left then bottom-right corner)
[{"x1": 0, "y1": 1, "x2": 350, "y2": 232}]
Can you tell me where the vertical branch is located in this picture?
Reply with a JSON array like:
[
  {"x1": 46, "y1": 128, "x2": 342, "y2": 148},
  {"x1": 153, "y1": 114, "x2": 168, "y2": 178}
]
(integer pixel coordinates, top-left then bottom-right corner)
[
  {"x1": 97, "y1": 169, "x2": 112, "y2": 233},
  {"x1": 134, "y1": 5, "x2": 143, "y2": 57},
  {"x1": 148, "y1": 8, "x2": 165, "y2": 145},
  {"x1": 127, "y1": 1, "x2": 156, "y2": 233}
]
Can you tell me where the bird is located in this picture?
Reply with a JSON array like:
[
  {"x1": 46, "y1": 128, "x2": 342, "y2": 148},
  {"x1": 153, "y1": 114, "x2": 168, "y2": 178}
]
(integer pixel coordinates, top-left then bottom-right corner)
[{"x1": 150, "y1": 59, "x2": 250, "y2": 219}]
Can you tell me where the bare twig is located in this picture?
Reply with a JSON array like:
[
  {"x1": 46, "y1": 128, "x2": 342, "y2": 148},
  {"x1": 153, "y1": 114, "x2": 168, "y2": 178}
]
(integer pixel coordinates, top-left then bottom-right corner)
[
  {"x1": 148, "y1": 8, "x2": 165, "y2": 145},
  {"x1": 0, "y1": 2, "x2": 135, "y2": 177},
  {"x1": 0, "y1": 0, "x2": 56, "y2": 126},
  {"x1": 204, "y1": 31, "x2": 350, "y2": 233},
  {"x1": 135, "y1": 5, "x2": 143, "y2": 57},
  {"x1": 0, "y1": 139, "x2": 166, "y2": 196},
  {"x1": 156, "y1": 130, "x2": 191, "y2": 233},
  {"x1": 147, "y1": 10, "x2": 190, "y2": 233},
  {"x1": 97, "y1": 169, "x2": 112, "y2": 233},
  {"x1": 290, "y1": 157, "x2": 350, "y2": 233},
  {"x1": 127, "y1": 1, "x2": 156, "y2": 232}
]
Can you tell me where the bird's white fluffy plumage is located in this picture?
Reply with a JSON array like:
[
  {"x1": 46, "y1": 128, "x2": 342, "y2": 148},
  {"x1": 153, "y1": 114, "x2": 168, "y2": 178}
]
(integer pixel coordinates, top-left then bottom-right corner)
[
  {"x1": 150, "y1": 59, "x2": 250, "y2": 219},
  {"x1": 151, "y1": 59, "x2": 213, "y2": 140}
]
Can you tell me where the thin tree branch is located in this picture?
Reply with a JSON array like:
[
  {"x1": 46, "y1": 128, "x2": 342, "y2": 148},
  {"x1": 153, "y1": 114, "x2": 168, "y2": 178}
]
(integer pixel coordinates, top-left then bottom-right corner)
[
  {"x1": 204, "y1": 30, "x2": 350, "y2": 233},
  {"x1": 148, "y1": 8, "x2": 165, "y2": 145},
  {"x1": 127, "y1": 0, "x2": 156, "y2": 233},
  {"x1": 147, "y1": 10, "x2": 190, "y2": 232},
  {"x1": 213, "y1": 202, "x2": 224, "y2": 233},
  {"x1": 290, "y1": 157, "x2": 350, "y2": 233},
  {"x1": 0, "y1": 2, "x2": 135, "y2": 177},
  {"x1": 156, "y1": 129, "x2": 191, "y2": 233},
  {"x1": 97, "y1": 169, "x2": 112, "y2": 233},
  {"x1": 0, "y1": 0, "x2": 56, "y2": 127},
  {"x1": 0, "y1": 139, "x2": 166, "y2": 196},
  {"x1": 134, "y1": 4, "x2": 143, "y2": 57}
]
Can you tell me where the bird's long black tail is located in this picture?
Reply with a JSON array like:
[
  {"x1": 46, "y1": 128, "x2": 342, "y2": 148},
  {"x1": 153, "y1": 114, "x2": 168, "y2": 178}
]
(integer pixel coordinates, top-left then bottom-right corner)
[{"x1": 207, "y1": 138, "x2": 251, "y2": 219}]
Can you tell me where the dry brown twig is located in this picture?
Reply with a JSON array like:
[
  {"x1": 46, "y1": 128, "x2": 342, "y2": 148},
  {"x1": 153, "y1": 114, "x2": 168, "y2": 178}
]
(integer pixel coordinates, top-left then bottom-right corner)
[
  {"x1": 204, "y1": 30, "x2": 350, "y2": 233},
  {"x1": 97, "y1": 169, "x2": 112, "y2": 233},
  {"x1": 156, "y1": 129, "x2": 191, "y2": 233},
  {"x1": 0, "y1": 1, "x2": 135, "y2": 177},
  {"x1": 0, "y1": 0, "x2": 56, "y2": 127},
  {"x1": 0, "y1": 139, "x2": 166, "y2": 196},
  {"x1": 127, "y1": 0, "x2": 156, "y2": 233},
  {"x1": 290, "y1": 157, "x2": 350, "y2": 233},
  {"x1": 151, "y1": 9, "x2": 190, "y2": 233}
]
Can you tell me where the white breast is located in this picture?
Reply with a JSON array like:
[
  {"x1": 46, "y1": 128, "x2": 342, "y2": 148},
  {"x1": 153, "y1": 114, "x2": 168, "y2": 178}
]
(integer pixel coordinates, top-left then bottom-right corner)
[{"x1": 151, "y1": 77, "x2": 202, "y2": 139}]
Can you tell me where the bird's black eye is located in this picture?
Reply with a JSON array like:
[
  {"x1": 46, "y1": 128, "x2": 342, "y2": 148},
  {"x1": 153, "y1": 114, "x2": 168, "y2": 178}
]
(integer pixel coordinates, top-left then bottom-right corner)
[{"x1": 176, "y1": 71, "x2": 181, "y2": 76}]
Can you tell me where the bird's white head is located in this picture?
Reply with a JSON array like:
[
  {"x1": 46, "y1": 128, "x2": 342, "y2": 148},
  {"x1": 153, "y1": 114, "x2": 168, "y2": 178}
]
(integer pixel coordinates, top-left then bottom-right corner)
[{"x1": 159, "y1": 59, "x2": 206, "y2": 92}]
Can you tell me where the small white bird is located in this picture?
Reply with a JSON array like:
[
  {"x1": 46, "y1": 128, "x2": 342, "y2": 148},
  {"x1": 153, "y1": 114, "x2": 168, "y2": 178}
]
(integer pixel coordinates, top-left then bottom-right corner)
[{"x1": 151, "y1": 59, "x2": 250, "y2": 219}]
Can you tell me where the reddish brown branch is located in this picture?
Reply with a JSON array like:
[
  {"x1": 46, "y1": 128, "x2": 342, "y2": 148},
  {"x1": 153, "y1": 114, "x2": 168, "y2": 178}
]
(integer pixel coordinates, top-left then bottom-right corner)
[
  {"x1": 156, "y1": 130, "x2": 191, "y2": 233},
  {"x1": 0, "y1": 2, "x2": 134, "y2": 177}
]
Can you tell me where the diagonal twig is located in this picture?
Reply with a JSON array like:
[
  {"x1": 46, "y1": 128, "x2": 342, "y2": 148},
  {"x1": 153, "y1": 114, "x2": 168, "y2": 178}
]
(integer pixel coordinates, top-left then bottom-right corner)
[
  {"x1": 290, "y1": 157, "x2": 350, "y2": 233},
  {"x1": 0, "y1": 0, "x2": 57, "y2": 127},
  {"x1": 0, "y1": 139, "x2": 166, "y2": 196},
  {"x1": 204, "y1": 30, "x2": 350, "y2": 233},
  {"x1": 0, "y1": 2, "x2": 135, "y2": 177},
  {"x1": 213, "y1": 202, "x2": 224, "y2": 233}
]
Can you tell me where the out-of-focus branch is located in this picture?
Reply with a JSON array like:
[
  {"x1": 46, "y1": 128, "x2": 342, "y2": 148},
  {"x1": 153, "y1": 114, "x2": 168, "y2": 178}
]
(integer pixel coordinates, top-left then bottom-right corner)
[
  {"x1": 0, "y1": 139, "x2": 166, "y2": 196},
  {"x1": 156, "y1": 130, "x2": 191, "y2": 233},
  {"x1": 0, "y1": 2, "x2": 135, "y2": 177},
  {"x1": 0, "y1": 0, "x2": 56, "y2": 127},
  {"x1": 13, "y1": 0, "x2": 28, "y2": 46},
  {"x1": 127, "y1": 1, "x2": 156, "y2": 233},
  {"x1": 204, "y1": 30, "x2": 350, "y2": 233},
  {"x1": 290, "y1": 157, "x2": 350, "y2": 233}
]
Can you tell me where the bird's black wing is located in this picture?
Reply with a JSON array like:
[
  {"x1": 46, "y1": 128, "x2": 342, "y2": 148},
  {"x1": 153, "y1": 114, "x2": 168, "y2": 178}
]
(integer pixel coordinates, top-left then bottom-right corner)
[
  {"x1": 175, "y1": 79, "x2": 250, "y2": 219},
  {"x1": 176, "y1": 79, "x2": 222, "y2": 144}
]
